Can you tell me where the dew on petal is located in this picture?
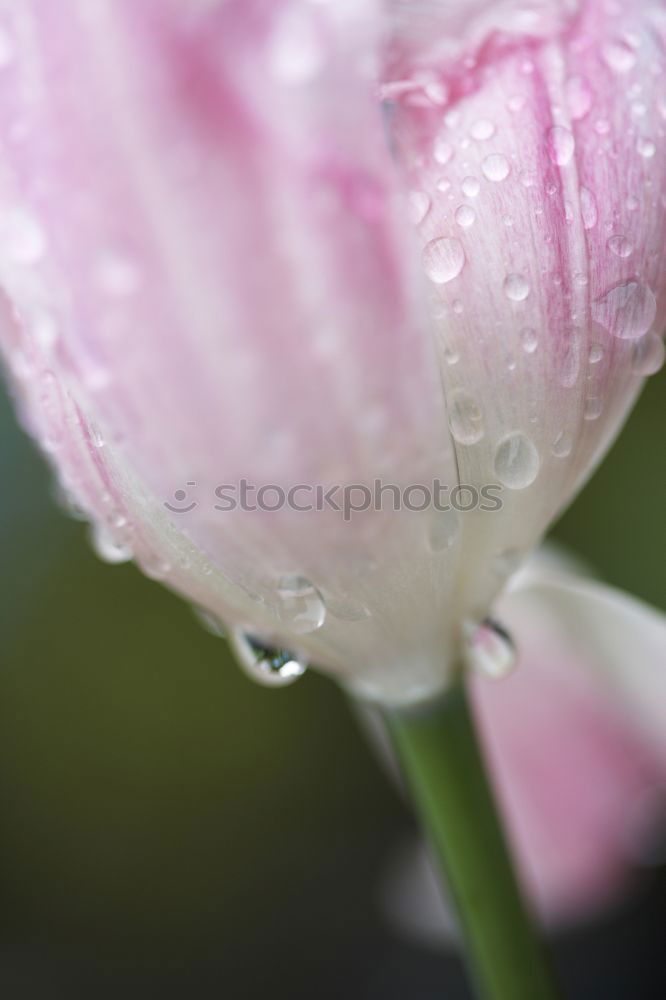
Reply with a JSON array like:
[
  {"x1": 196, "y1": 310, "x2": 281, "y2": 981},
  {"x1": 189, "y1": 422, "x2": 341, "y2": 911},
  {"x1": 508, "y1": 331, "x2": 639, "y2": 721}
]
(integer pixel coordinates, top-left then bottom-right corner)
[
  {"x1": 409, "y1": 190, "x2": 431, "y2": 225},
  {"x1": 503, "y1": 273, "x2": 530, "y2": 302},
  {"x1": 268, "y1": 9, "x2": 324, "y2": 84},
  {"x1": 470, "y1": 118, "x2": 496, "y2": 140},
  {"x1": 277, "y1": 574, "x2": 326, "y2": 634},
  {"x1": 592, "y1": 281, "x2": 657, "y2": 340},
  {"x1": 461, "y1": 176, "x2": 481, "y2": 198},
  {"x1": 521, "y1": 327, "x2": 538, "y2": 353},
  {"x1": 601, "y1": 38, "x2": 637, "y2": 74},
  {"x1": 434, "y1": 137, "x2": 454, "y2": 165},
  {"x1": 580, "y1": 187, "x2": 598, "y2": 229},
  {"x1": 494, "y1": 433, "x2": 540, "y2": 489},
  {"x1": 584, "y1": 396, "x2": 603, "y2": 421},
  {"x1": 423, "y1": 237, "x2": 465, "y2": 284},
  {"x1": 481, "y1": 154, "x2": 510, "y2": 182},
  {"x1": 607, "y1": 235, "x2": 633, "y2": 258},
  {"x1": 91, "y1": 524, "x2": 133, "y2": 564},
  {"x1": 636, "y1": 137, "x2": 656, "y2": 158},
  {"x1": 455, "y1": 204, "x2": 476, "y2": 228},
  {"x1": 632, "y1": 333, "x2": 665, "y2": 375},
  {"x1": 552, "y1": 429, "x2": 573, "y2": 458},
  {"x1": 428, "y1": 508, "x2": 460, "y2": 552},
  {"x1": 565, "y1": 75, "x2": 594, "y2": 119},
  {"x1": 448, "y1": 390, "x2": 484, "y2": 445},
  {"x1": 465, "y1": 619, "x2": 517, "y2": 679},
  {"x1": 547, "y1": 126, "x2": 575, "y2": 166},
  {"x1": 588, "y1": 343, "x2": 604, "y2": 364},
  {"x1": 230, "y1": 628, "x2": 306, "y2": 687}
]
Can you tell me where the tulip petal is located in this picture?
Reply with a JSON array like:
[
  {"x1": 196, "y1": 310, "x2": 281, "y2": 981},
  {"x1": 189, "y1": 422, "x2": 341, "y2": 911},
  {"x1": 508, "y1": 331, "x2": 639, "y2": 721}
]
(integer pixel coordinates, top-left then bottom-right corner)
[
  {"x1": 0, "y1": 0, "x2": 464, "y2": 702},
  {"x1": 384, "y1": 0, "x2": 666, "y2": 615}
]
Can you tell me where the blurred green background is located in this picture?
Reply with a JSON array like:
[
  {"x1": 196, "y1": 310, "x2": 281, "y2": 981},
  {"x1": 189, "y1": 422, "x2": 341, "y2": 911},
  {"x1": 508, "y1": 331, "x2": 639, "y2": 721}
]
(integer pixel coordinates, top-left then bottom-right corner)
[{"x1": 0, "y1": 371, "x2": 664, "y2": 999}]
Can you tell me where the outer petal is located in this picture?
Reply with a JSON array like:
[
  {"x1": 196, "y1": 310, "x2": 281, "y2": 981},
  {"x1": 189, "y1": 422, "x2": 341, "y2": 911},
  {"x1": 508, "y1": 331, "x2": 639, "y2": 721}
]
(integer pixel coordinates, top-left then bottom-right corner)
[
  {"x1": 384, "y1": 0, "x2": 666, "y2": 616},
  {"x1": 0, "y1": 0, "x2": 458, "y2": 702},
  {"x1": 383, "y1": 555, "x2": 666, "y2": 940}
]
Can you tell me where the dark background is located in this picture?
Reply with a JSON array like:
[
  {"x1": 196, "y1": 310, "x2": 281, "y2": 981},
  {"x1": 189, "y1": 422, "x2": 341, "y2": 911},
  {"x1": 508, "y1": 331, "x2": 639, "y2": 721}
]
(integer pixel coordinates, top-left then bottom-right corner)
[{"x1": 0, "y1": 370, "x2": 664, "y2": 999}]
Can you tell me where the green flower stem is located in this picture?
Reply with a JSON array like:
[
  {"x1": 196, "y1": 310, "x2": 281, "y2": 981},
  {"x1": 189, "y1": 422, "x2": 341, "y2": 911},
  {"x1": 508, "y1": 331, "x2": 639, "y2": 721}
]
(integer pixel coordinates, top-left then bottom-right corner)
[{"x1": 385, "y1": 674, "x2": 562, "y2": 1000}]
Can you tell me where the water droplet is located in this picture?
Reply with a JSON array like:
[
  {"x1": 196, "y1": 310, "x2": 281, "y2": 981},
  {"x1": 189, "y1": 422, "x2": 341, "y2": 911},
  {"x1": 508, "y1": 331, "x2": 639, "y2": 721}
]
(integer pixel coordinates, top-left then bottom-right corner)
[
  {"x1": 494, "y1": 433, "x2": 540, "y2": 489},
  {"x1": 455, "y1": 204, "x2": 476, "y2": 228},
  {"x1": 507, "y1": 95, "x2": 526, "y2": 113},
  {"x1": 465, "y1": 619, "x2": 517, "y2": 679},
  {"x1": 632, "y1": 333, "x2": 665, "y2": 375},
  {"x1": 193, "y1": 606, "x2": 226, "y2": 637},
  {"x1": 565, "y1": 75, "x2": 594, "y2": 119},
  {"x1": 470, "y1": 119, "x2": 495, "y2": 140},
  {"x1": 95, "y1": 250, "x2": 140, "y2": 297},
  {"x1": 580, "y1": 187, "x2": 598, "y2": 229},
  {"x1": 584, "y1": 396, "x2": 603, "y2": 421},
  {"x1": 326, "y1": 597, "x2": 371, "y2": 622},
  {"x1": 547, "y1": 126, "x2": 575, "y2": 166},
  {"x1": 552, "y1": 429, "x2": 573, "y2": 458},
  {"x1": 436, "y1": 177, "x2": 451, "y2": 193},
  {"x1": 2, "y1": 208, "x2": 46, "y2": 263},
  {"x1": 592, "y1": 281, "x2": 657, "y2": 340},
  {"x1": 602, "y1": 38, "x2": 636, "y2": 74},
  {"x1": 626, "y1": 194, "x2": 639, "y2": 211},
  {"x1": 408, "y1": 190, "x2": 431, "y2": 225},
  {"x1": 0, "y1": 25, "x2": 15, "y2": 69},
  {"x1": 268, "y1": 9, "x2": 324, "y2": 84},
  {"x1": 140, "y1": 553, "x2": 172, "y2": 580},
  {"x1": 636, "y1": 136, "x2": 656, "y2": 159},
  {"x1": 503, "y1": 273, "x2": 530, "y2": 302},
  {"x1": 461, "y1": 176, "x2": 480, "y2": 198},
  {"x1": 429, "y1": 508, "x2": 460, "y2": 552},
  {"x1": 423, "y1": 237, "x2": 465, "y2": 284},
  {"x1": 481, "y1": 154, "x2": 510, "y2": 182},
  {"x1": 521, "y1": 327, "x2": 538, "y2": 353},
  {"x1": 89, "y1": 422, "x2": 105, "y2": 448},
  {"x1": 277, "y1": 574, "x2": 326, "y2": 634},
  {"x1": 91, "y1": 524, "x2": 133, "y2": 564},
  {"x1": 433, "y1": 138, "x2": 454, "y2": 165},
  {"x1": 448, "y1": 390, "x2": 484, "y2": 445},
  {"x1": 607, "y1": 235, "x2": 633, "y2": 258},
  {"x1": 588, "y1": 343, "x2": 604, "y2": 364},
  {"x1": 452, "y1": 299, "x2": 464, "y2": 315},
  {"x1": 231, "y1": 629, "x2": 306, "y2": 687}
]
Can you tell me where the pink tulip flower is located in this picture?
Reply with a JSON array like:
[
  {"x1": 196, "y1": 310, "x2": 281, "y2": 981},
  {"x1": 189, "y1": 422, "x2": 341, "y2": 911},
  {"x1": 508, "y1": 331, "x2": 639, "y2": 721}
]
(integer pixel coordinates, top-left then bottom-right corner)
[
  {"x1": 0, "y1": 0, "x2": 663, "y2": 713},
  {"x1": 382, "y1": 549, "x2": 666, "y2": 934}
]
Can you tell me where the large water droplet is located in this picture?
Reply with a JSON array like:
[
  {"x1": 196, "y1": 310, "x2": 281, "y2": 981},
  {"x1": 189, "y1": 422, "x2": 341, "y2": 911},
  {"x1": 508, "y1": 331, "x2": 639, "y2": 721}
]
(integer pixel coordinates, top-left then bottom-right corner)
[
  {"x1": 470, "y1": 119, "x2": 496, "y2": 140},
  {"x1": 91, "y1": 524, "x2": 133, "y2": 564},
  {"x1": 580, "y1": 187, "x2": 598, "y2": 230},
  {"x1": 565, "y1": 75, "x2": 594, "y2": 119},
  {"x1": 448, "y1": 390, "x2": 484, "y2": 445},
  {"x1": 503, "y1": 273, "x2": 530, "y2": 302},
  {"x1": 547, "y1": 126, "x2": 575, "y2": 166},
  {"x1": 231, "y1": 629, "x2": 306, "y2": 687},
  {"x1": 481, "y1": 154, "x2": 510, "y2": 182},
  {"x1": 632, "y1": 333, "x2": 665, "y2": 375},
  {"x1": 277, "y1": 574, "x2": 326, "y2": 634},
  {"x1": 465, "y1": 619, "x2": 517, "y2": 679},
  {"x1": 494, "y1": 433, "x2": 540, "y2": 489},
  {"x1": 607, "y1": 235, "x2": 633, "y2": 258},
  {"x1": 461, "y1": 176, "x2": 480, "y2": 198},
  {"x1": 423, "y1": 237, "x2": 465, "y2": 284},
  {"x1": 455, "y1": 204, "x2": 476, "y2": 228},
  {"x1": 584, "y1": 396, "x2": 603, "y2": 421},
  {"x1": 592, "y1": 281, "x2": 657, "y2": 340},
  {"x1": 602, "y1": 37, "x2": 637, "y2": 73}
]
